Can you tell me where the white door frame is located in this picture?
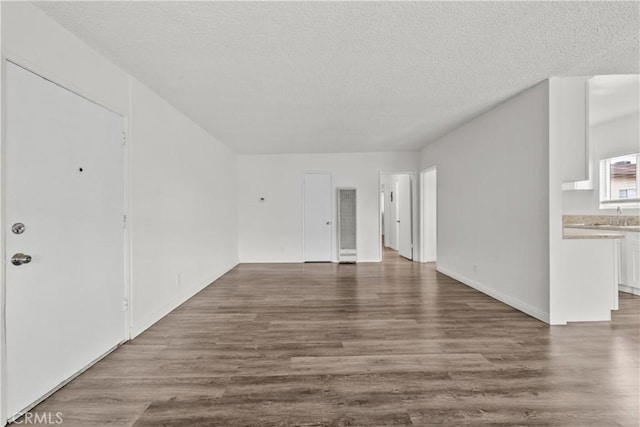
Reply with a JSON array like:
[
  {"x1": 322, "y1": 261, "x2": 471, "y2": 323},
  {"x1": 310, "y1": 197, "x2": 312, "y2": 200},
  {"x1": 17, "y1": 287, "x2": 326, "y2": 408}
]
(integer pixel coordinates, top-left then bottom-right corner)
[
  {"x1": 379, "y1": 186, "x2": 385, "y2": 247},
  {"x1": 0, "y1": 55, "x2": 132, "y2": 425},
  {"x1": 420, "y1": 166, "x2": 437, "y2": 263},
  {"x1": 378, "y1": 171, "x2": 417, "y2": 262}
]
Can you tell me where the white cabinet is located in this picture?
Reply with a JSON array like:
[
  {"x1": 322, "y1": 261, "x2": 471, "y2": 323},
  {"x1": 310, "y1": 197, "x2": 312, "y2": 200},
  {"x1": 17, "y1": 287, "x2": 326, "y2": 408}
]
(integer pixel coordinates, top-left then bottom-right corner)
[
  {"x1": 553, "y1": 237, "x2": 619, "y2": 324},
  {"x1": 620, "y1": 232, "x2": 640, "y2": 294},
  {"x1": 558, "y1": 77, "x2": 590, "y2": 184},
  {"x1": 550, "y1": 76, "x2": 594, "y2": 190}
]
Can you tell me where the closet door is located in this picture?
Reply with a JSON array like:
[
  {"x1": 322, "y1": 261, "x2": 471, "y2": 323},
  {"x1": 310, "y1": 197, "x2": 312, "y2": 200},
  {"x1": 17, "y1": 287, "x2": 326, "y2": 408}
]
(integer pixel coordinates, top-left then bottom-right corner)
[{"x1": 303, "y1": 172, "x2": 332, "y2": 262}]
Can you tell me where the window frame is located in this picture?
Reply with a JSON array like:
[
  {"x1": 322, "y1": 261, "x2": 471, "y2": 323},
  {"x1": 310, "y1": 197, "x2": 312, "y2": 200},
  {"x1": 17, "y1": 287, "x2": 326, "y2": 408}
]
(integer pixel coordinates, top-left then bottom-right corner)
[{"x1": 599, "y1": 153, "x2": 640, "y2": 209}]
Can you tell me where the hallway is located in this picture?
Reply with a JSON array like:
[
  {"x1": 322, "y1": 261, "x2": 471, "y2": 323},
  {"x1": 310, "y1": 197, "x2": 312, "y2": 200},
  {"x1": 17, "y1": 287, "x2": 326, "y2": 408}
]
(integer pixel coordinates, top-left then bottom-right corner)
[{"x1": 25, "y1": 258, "x2": 640, "y2": 426}]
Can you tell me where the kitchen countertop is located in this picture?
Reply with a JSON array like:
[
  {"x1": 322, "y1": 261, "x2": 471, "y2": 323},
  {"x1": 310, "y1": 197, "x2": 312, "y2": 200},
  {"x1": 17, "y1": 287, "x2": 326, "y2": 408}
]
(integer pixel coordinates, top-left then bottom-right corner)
[
  {"x1": 564, "y1": 224, "x2": 640, "y2": 233},
  {"x1": 563, "y1": 227, "x2": 625, "y2": 240}
]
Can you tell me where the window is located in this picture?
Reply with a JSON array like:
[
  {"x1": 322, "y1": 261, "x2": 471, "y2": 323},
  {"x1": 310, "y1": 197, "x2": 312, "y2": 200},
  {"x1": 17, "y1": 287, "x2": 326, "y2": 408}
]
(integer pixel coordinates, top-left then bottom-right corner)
[
  {"x1": 600, "y1": 153, "x2": 640, "y2": 208},
  {"x1": 619, "y1": 189, "x2": 637, "y2": 199}
]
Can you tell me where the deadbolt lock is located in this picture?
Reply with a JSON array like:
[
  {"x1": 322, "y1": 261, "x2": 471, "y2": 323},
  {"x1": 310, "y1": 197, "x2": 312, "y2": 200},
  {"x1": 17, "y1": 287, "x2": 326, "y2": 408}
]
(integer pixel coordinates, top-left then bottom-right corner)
[{"x1": 11, "y1": 223, "x2": 25, "y2": 234}]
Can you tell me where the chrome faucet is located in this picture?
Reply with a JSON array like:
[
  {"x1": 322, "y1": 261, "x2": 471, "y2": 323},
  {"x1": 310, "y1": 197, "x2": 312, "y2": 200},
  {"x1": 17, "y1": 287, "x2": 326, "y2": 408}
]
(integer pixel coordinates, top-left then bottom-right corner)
[{"x1": 617, "y1": 206, "x2": 623, "y2": 226}]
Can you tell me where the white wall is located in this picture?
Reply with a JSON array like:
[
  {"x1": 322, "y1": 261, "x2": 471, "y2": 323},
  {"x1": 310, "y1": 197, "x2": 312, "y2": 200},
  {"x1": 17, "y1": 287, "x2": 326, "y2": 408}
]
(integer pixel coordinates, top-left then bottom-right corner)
[
  {"x1": 1, "y1": 5, "x2": 238, "y2": 404},
  {"x1": 0, "y1": 3, "x2": 129, "y2": 115},
  {"x1": 129, "y1": 80, "x2": 238, "y2": 336},
  {"x1": 421, "y1": 168, "x2": 437, "y2": 263},
  {"x1": 420, "y1": 81, "x2": 550, "y2": 323},
  {"x1": 563, "y1": 110, "x2": 640, "y2": 215},
  {"x1": 238, "y1": 153, "x2": 417, "y2": 263}
]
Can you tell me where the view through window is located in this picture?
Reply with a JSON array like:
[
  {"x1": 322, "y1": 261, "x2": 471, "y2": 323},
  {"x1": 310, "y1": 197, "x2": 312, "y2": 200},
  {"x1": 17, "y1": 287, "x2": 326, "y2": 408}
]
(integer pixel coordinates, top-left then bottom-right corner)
[{"x1": 601, "y1": 153, "x2": 639, "y2": 207}]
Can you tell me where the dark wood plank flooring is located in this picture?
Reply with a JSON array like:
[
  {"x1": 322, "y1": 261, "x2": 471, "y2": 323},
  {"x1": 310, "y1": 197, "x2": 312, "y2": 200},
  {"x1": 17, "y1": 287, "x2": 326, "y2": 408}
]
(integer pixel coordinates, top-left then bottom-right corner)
[{"x1": 24, "y1": 249, "x2": 640, "y2": 426}]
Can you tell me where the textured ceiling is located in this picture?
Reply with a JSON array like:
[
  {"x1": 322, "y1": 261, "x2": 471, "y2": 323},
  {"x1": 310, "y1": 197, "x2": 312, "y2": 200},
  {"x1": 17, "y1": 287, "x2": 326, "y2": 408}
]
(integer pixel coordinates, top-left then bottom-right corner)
[{"x1": 34, "y1": 1, "x2": 639, "y2": 154}]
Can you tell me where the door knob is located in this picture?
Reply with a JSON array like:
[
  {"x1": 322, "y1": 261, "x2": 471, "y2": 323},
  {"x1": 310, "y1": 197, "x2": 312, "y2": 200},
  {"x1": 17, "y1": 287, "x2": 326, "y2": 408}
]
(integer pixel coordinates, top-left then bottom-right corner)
[{"x1": 11, "y1": 253, "x2": 32, "y2": 266}]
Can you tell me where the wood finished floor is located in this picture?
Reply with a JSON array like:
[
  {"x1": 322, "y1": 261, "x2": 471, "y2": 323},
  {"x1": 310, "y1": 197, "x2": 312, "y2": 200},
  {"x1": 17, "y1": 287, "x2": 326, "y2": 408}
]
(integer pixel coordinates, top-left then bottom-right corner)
[{"x1": 25, "y1": 249, "x2": 639, "y2": 426}]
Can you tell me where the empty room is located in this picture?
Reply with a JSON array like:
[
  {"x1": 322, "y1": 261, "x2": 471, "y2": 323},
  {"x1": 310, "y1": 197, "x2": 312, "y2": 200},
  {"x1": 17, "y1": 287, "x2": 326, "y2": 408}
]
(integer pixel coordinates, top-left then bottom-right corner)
[{"x1": 1, "y1": 1, "x2": 639, "y2": 426}]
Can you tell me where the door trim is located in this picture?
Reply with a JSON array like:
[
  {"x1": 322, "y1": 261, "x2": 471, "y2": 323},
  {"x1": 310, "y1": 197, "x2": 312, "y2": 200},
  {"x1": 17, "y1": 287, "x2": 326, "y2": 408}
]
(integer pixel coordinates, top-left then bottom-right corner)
[
  {"x1": 0, "y1": 56, "x2": 132, "y2": 425},
  {"x1": 302, "y1": 171, "x2": 333, "y2": 262},
  {"x1": 420, "y1": 166, "x2": 437, "y2": 263},
  {"x1": 1, "y1": 53, "x2": 9, "y2": 427}
]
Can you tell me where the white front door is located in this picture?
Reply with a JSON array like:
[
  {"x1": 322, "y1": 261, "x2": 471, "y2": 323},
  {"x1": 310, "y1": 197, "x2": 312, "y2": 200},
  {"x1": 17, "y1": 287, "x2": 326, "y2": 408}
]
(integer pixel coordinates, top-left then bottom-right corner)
[
  {"x1": 303, "y1": 172, "x2": 332, "y2": 262},
  {"x1": 397, "y1": 174, "x2": 413, "y2": 260},
  {"x1": 4, "y1": 61, "x2": 126, "y2": 418}
]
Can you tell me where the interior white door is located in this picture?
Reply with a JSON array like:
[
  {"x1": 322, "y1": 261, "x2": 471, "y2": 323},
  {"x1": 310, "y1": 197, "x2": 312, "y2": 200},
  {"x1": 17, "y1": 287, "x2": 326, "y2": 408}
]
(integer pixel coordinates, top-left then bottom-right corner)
[
  {"x1": 393, "y1": 181, "x2": 400, "y2": 250},
  {"x1": 4, "y1": 61, "x2": 126, "y2": 417},
  {"x1": 397, "y1": 174, "x2": 413, "y2": 260},
  {"x1": 303, "y1": 173, "x2": 332, "y2": 261}
]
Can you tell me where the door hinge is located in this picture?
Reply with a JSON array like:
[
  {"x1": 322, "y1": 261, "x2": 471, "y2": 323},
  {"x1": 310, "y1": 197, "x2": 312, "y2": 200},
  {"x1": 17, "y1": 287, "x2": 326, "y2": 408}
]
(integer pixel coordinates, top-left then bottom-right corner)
[
  {"x1": 122, "y1": 298, "x2": 129, "y2": 311},
  {"x1": 123, "y1": 214, "x2": 127, "y2": 229},
  {"x1": 122, "y1": 131, "x2": 127, "y2": 145}
]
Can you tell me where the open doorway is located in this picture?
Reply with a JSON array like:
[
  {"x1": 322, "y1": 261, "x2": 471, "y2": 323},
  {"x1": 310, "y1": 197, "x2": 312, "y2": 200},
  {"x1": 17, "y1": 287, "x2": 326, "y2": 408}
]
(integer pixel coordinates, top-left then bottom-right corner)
[
  {"x1": 420, "y1": 167, "x2": 437, "y2": 263},
  {"x1": 379, "y1": 172, "x2": 415, "y2": 261}
]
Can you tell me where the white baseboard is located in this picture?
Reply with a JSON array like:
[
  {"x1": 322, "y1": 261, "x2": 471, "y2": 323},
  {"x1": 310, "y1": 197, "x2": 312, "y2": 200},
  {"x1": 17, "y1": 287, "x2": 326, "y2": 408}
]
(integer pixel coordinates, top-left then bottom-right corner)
[
  {"x1": 131, "y1": 264, "x2": 238, "y2": 338},
  {"x1": 619, "y1": 284, "x2": 640, "y2": 296},
  {"x1": 240, "y1": 259, "x2": 384, "y2": 264},
  {"x1": 437, "y1": 265, "x2": 550, "y2": 324}
]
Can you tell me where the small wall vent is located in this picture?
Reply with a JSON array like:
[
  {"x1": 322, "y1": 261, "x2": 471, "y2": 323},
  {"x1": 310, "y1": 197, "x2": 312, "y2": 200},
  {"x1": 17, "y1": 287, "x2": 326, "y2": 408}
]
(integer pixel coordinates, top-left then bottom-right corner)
[{"x1": 337, "y1": 188, "x2": 357, "y2": 263}]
